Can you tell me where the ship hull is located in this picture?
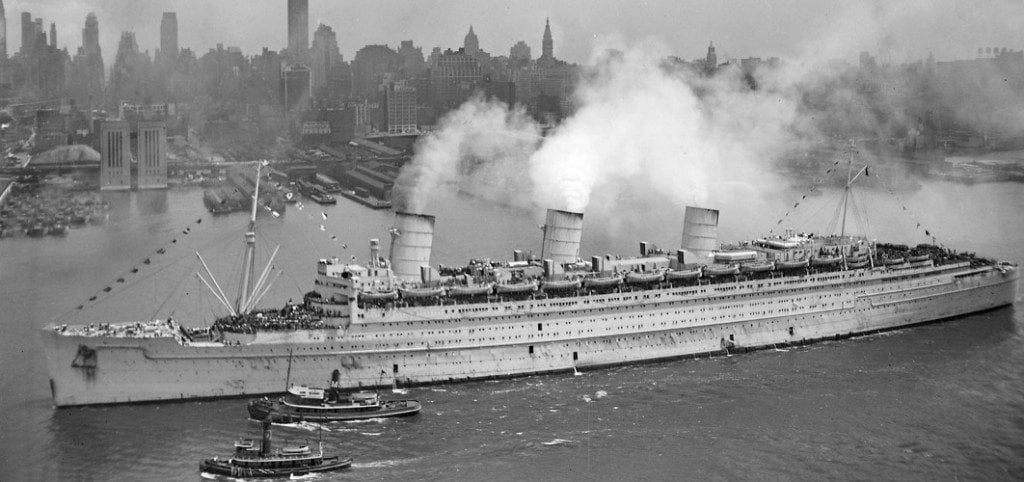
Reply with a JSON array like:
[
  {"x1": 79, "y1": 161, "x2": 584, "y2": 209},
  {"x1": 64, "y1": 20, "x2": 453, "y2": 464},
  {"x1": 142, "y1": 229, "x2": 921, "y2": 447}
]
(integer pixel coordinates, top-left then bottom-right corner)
[{"x1": 41, "y1": 264, "x2": 1017, "y2": 407}]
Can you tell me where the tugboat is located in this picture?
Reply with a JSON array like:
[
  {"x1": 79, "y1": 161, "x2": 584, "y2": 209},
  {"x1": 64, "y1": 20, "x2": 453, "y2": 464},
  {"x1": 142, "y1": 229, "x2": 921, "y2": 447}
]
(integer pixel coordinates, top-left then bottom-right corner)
[
  {"x1": 248, "y1": 371, "x2": 421, "y2": 423},
  {"x1": 199, "y1": 418, "x2": 352, "y2": 478}
]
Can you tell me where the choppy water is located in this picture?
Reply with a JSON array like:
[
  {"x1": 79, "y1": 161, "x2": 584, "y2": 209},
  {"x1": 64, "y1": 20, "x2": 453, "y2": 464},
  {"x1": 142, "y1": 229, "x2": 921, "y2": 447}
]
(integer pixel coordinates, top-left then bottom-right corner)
[{"x1": 1, "y1": 182, "x2": 1022, "y2": 480}]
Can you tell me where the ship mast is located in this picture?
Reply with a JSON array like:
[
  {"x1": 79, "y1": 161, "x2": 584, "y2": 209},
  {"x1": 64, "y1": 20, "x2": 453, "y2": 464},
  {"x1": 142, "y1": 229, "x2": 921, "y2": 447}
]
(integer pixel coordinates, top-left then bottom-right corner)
[
  {"x1": 236, "y1": 162, "x2": 262, "y2": 312},
  {"x1": 839, "y1": 141, "x2": 869, "y2": 238}
]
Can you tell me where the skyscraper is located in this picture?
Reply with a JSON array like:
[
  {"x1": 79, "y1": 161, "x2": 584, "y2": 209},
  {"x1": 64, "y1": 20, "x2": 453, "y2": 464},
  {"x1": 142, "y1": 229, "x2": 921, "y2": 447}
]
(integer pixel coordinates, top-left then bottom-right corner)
[
  {"x1": 49, "y1": 22, "x2": 55, "y2": 48},
  {"x1": 160, "y1": 12, "x2": 178, "y2": 61},
  {"x1": 464, "y1": 26, "x2": 479, "y2": 57},
  {"x1": 705, "y1": 41, "x2": 717, "y2": 73},
  {"x1": 287, "y1": 0, "x2": 308, "y2": 54},
  {"x1": 82, "y1": 12, "x2": 99, "y2": 55},
  {"x1": 310, "y1": 23, "x2": 340, "y2": 96},
  {"x1": 0, "y1": 0, "x2": 7, "y2": 59},
  {"x1": 20, "y1": 11, "x2": 31, "y2": 55},
  {"x1": 541, "y1": 18, "x2": 553, "y2": 60}
]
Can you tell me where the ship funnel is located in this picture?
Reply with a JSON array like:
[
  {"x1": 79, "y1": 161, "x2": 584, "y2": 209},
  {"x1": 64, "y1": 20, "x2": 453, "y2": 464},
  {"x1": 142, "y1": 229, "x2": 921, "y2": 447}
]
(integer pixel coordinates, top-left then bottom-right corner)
[
  {"x1": 369, "y1": 238, "x2": 381, "y2": 268},
  {"x1": 681, "y1": 206, "x2": 719, "y2": 262},
  {"x1": 390, "y1": 212, "x2": 436, "y2": 282},
  {"x1": 540, "y1": 209, "x2": 584, "y2": 265},
  {"x1": 260, "y1": 417, "x2": 273, "y2": 456}
]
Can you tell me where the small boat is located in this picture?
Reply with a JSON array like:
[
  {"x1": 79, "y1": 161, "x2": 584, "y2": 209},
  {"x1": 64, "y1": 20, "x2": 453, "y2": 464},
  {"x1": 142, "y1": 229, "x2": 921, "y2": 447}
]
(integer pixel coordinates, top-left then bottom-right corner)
[
  {"x1": 248, "y1": 385, "x2": 421, "y2": 423},
  {"x1": 625, "y1": 271, "x2": 665, "y2": 284},
  {"x1": 495, "y1": 280, "x2": 538, "y2": 294},
  {"x1": 908, "y1": 254, "x2": 931, "y2": 263},
  {"x1": 583, "y1": 275, "x2": 623, "y2": 288},
  {"x1": 883, "y1": 257, "x2": 905, "y2": 266},
  {"x1": 847, "y1": 258, "x2": 870, "y2": 269},
  {"x1": 448, "y1": 283, "x2": 493, "y2": 297},
  {"x1": 739, "y1": 262, "x2": 774, "y2": 274},
  {"x1": 703, "y1": 264, "x2": 739, "y2": 277},
  {"x1": 400, "y1": 286, "x2": 447, "y2": 298},
  {"x1": 541, "y1": 278, "x2": 582, "y2": 291},
  {"x1": 810, "y1": 255, "x2": 842, "y2": 267},
  {"x1": 664, "y1": 268, "x2": 701, "y2": 281},
  {"x1": 199, "y1": 418, "x2": 352, "y2": 478},
  {"x1": 309, "y1": 192, "x2": 337, "y2": 205},
  {"x1": 359, "y1": 290, "x2": 399, "y2": 301},
  {"x1": 775, "y1": 258, "x2": 809, "y2": 270}
]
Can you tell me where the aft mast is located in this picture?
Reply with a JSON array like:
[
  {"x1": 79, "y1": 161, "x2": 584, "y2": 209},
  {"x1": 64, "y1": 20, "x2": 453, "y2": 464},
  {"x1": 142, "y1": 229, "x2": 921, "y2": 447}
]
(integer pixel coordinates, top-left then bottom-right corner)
[{"x1": 236, "y1": 162, "x2": 262, "y2": 313}]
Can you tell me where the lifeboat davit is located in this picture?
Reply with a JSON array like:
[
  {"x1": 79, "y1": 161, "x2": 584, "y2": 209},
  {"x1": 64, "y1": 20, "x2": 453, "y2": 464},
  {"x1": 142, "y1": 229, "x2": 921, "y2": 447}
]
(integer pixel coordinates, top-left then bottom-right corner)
[
  {"x1": 704, "y1": 264, "x2": 739, "y2": 277},
  {"x1": 583, "y1": 275, "x2": 623, "y2": 289},
  {"x1": 541, "y1": 278, "x2": 582, "y2": 291},
  {"x1": 774, "y1": 258, "x2": 809, "y2": 270},
  {"x1": 625, "y1": 271, "x2": 665, "y2": 284},
  {"x1": 739, "y1": 262, "x2": 774, "y2": 274},
  {"x1": 665, "y1": 268, "x2": 701, "y2": 281},
  {"x1": 359, "y1": 290, "x2": 399, "y2": 301},
  {"x1": 448, "y1": 284, "x2": 493, "y2": 297},
  {"x1": 810, "y1": 255, "x2": 842, "y2": 267},
  {"x1": 399, "y1": 286, "x2": 447, "y2": 298},
  {"x1": 495, "y1": 280, "x2": 538, "y2": 294}
]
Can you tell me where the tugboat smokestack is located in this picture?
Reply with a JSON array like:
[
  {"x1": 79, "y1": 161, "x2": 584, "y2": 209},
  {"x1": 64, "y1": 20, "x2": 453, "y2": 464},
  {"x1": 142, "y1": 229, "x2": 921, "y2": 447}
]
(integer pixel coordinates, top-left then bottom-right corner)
[{"x1": 260, "y1": 417, "x2": 272, "y2": 456}]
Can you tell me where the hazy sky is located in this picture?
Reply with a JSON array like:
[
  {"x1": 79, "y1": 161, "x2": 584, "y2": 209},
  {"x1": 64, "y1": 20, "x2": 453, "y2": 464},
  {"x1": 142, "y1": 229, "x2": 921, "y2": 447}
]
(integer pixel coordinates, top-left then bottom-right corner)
[{"x1": 8, "y1": 0, "x2": 1024, "y2": 66}]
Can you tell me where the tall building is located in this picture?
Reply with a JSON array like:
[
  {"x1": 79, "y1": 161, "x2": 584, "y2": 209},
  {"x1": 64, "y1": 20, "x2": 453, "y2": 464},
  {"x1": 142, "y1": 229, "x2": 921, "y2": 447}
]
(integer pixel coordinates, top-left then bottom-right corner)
[
  {"x1": 464, "y1": 26, "x2": 479, "y2": 57},
  {"x1": 160, "y1": 12, "x2": 178, "y2": 62},
  {"x1": 705, "y1": 41, "x2": 717, "y2": 73},
  {"x1": 397, "y1": 40, "x2": 425, "y2": 77},
  {"x1": 70, "y1": 13, "x2": 104, "y2": 108},
  {"x1": 0, "y1": 0, "x2": 7, "y2": 59},
  {"x1": 99, "y1": 121, "x2": 131, "y2": 191},
  {"x1": 351, "y1": 44, "x2": 399, "y2": 99},
  {"x1": 20, "y1": 11, "x2": 31, "y2": 55},
  {"x1": 136, "y1": 120, "x2": 168, "y2": 189},
  {"x1": 510, "y1": 41, "x2": 531, "y2": 62},
  {"x1": 310, "y1": 23, "x2": 340, "y2": 98},
  {"x1": 541, "y1": 18, "x2": 553, "y2": 60},
  {"x1": 429, "y1": 48, "x2": 481, "y2": 110},
  {"x1": 48, "y1": 22, "x2": 55, "y2": 48},
  {"x1": 281, "y1": 64, "x2": 311, "y2": 112},
  {"x1": 385, "y1": 81, "x2": 417, "y2": 134},
  {"x1": 287, "y1": 0, "x2": 308, "y2": 54}
]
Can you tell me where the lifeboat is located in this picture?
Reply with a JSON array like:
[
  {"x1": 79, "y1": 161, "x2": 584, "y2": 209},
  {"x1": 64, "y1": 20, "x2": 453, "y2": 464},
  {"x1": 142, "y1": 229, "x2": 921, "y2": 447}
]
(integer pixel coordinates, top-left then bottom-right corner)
[
  {"x1": 908, "y1": 254, "x2": 931, "y2": 263},
  {"x1": 739, "y1": 262, "x2": 774, "y2": 273},
  {"x1": 541, "y1": 278, "x2": 582, "y2": 291},
  {"x1": 495, "y1": 280, "x2": 538, "y2": 294},
  {"x1": 883, "y1": 257, "x2": 905, "y2": 266},
  {"x1": 448, "y1": 284, "x2": 493, "y2": 297},
  {"x1": 399, "y1": 286, "x2": 447, "y2": 298},
  {"x1": 583, "y1": 275, "x2": 623, "y2": 289},
  {"x1": 775, "y1": 258, "x2": 809, "y2": 270},
  {"x1": 810, "y1": 255, "x2": 842, "y2": 267},
  {"x1": 358, "y1": 290, "x2": 399, "y2": 301},
  {"x1": 625, "y1": 271, "x2": 665, "y2": 284},
  {"x1": 846, "y1": 258, "x2": 870, "y2": 269},
  {"x1": 704, "y1": 264, "x2": 739, "y2": 277},
  {"x1": 665, "y1": 268, "x2": 701, "y2": 281}
]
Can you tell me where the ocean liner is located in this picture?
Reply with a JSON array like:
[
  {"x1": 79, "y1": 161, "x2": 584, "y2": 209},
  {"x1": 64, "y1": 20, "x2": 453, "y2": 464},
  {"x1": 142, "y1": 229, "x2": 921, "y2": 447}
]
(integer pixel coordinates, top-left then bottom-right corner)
[{"x1": 40, "y1": 159, "x2": 1018, "y2": 407}]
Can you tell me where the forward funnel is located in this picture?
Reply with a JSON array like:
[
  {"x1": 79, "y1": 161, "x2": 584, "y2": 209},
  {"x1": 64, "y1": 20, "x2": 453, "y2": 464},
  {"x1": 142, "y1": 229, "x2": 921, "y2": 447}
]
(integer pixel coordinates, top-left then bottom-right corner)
[
  {"x1": 390, "y1": 212, "x2": 436, "y2": 282},
  {"x1": 680, "y1": 206, "x2": 719, "y2": 263},
  {"x1": 540, "y1": 209, "x2": 584, "y2": 265}
]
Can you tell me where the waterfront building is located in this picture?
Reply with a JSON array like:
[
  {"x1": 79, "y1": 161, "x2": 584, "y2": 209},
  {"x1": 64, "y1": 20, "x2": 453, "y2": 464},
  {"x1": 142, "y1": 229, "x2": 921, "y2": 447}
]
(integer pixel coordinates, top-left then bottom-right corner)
[
  {"x1": 287, "y1": 0, "x2": 308, "y2": 55},
  {"x1": 99, "y1": 120, "x2": 131, "y2": 191},
  {"x1": 385, "y1": 80, "x2": 417, "y2": 134},
  {"x1": 136, "y1": 120, "x2": 168, "y2": 189}
]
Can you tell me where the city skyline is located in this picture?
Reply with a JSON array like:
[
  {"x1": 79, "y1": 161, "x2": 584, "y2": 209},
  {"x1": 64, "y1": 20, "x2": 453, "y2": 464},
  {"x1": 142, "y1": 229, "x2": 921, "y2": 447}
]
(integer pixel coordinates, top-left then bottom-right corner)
[{"x1": 8, "y1": 0, "x2": 1024, "y2": 68}]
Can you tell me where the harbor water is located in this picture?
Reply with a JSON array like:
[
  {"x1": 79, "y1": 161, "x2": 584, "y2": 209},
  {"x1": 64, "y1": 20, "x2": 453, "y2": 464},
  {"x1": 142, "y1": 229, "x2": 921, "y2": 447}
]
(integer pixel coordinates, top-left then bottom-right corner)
[{"x1": 0, "y1": 181, "x2": 1022, "y2": 480}]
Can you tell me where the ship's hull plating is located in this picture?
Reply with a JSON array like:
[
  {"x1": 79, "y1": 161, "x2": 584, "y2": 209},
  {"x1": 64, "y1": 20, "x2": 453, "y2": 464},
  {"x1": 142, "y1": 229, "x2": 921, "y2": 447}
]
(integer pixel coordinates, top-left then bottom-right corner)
[{"x1": 41, "y1": 264, "x2": 1017, "y2": 407}]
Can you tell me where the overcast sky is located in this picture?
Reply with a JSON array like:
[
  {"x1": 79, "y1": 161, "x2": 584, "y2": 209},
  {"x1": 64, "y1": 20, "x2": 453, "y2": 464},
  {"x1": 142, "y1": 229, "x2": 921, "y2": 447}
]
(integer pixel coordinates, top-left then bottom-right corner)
[{"x1": 9, "y1": 0, "x2": 1024, "y2": 66}]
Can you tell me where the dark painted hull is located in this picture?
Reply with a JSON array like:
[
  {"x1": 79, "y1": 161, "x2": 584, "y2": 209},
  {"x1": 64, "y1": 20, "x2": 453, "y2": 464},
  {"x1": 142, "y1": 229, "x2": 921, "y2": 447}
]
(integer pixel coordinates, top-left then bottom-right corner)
[
  {"x1": 199, "y1": 456, "x2": 352, "y2": 478},
  {"x1": 248, "y1": 398, "x2": 422, "y2": 423}
]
